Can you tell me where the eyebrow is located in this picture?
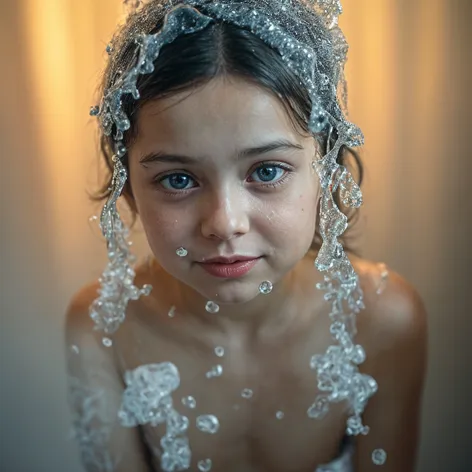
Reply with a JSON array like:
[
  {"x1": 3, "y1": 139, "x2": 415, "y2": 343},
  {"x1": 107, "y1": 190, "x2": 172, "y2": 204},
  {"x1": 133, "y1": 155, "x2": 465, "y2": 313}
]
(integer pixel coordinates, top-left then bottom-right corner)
[{"x1": 138, "y1": 139, "x2": 304, "y2": 166}]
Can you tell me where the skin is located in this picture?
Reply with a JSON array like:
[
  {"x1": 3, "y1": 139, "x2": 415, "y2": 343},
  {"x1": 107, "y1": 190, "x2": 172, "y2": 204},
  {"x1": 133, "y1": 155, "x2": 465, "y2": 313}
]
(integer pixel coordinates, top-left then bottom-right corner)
[{"x1": 65, "y1": 76, "x2": 428, "y2": 472}]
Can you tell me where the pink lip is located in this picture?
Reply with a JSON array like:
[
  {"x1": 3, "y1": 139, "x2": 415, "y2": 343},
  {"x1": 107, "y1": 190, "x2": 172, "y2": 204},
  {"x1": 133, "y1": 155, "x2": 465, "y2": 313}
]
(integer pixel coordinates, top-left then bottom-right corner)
[
  {"x1": 197, "y1": 257, "x2": 261, "y2": 278},
  {"x1": 202, "y1": 255, "x2": 258, "y2": 264}
]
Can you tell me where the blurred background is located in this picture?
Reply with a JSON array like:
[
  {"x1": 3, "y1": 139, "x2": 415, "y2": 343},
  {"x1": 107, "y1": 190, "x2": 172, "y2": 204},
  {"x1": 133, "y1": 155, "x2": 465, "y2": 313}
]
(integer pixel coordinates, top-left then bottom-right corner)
[{"x1": 1, "y1": 0, "x2": 471, "y2": 470}]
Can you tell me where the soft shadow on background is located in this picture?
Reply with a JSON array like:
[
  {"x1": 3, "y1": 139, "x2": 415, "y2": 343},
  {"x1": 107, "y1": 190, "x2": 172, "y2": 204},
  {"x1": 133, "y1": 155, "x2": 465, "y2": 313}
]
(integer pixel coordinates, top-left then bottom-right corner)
[{"x1": 1, "y1": 0, "x2": 471, "y2": 471}]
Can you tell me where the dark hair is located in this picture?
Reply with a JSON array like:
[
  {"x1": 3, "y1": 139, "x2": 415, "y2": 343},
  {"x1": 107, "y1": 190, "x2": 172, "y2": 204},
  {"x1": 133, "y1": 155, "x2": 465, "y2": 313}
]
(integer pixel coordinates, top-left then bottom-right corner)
[{"x1": 91, "y1": 19, "x2": 364, "y2": 255}]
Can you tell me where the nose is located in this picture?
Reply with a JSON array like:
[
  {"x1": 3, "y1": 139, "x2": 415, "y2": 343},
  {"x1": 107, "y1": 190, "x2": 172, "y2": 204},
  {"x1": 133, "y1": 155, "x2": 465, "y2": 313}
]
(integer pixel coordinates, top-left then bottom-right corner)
[{"x1": 200, "y1": 187, "x2": 250, "y2": 241}]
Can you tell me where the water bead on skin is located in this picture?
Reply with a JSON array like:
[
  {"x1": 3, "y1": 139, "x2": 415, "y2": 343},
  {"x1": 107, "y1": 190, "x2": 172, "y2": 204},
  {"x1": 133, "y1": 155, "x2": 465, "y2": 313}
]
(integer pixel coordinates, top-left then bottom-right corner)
[
  {"x1": 205, "y1": 301, "x2": 220, "y2": 313},
  {"x1": 259, "y1": 281, "x2": 273, "y2": 294},
  {"x1": 241, "y1": 388, "x2": 253, "y2": 399},
  {"x1": 196, "y1": 415, "x2": 220, "y2": 434},
  {"x1": 102, "y1": 337, "x2": 113, "y2": 347},
  {"x1": 206, "y1": 365, "x2": 223, "y2": 378},
  {"x1": 197, "y1": 459, "x2": 212, "y2": 472},
  {"x1": 214, "y1": 346, "x2": 225, "y2": 357},
  {"x1": 372, "y1": 449, "x2": 387, "y2": 465},
  {"x1": 376, "y1": 263, "x2": 389, "y2": 295},
  {"x1": 181, "y1": 396, "x2": 197, "y2": 409},
  {"x1": 176, "y1": 247, "x2": 188, "y2": 257},
  {"x1": 70, "y1": 344, "x2": 80, "y2": 354}
]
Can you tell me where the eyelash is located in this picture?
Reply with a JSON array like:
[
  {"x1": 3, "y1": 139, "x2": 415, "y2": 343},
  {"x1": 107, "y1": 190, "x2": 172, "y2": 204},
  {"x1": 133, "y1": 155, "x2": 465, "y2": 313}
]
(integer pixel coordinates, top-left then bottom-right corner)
[{"x1": 154, "y1": 162, "x2": 293, "y2": 197}]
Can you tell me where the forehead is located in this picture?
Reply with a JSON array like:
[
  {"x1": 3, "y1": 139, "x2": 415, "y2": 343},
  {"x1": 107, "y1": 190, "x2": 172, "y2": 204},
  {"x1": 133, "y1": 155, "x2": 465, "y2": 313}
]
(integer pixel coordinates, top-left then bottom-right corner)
[{"x1": 133, "y1": 77, "x2": 307, "y2": 155}]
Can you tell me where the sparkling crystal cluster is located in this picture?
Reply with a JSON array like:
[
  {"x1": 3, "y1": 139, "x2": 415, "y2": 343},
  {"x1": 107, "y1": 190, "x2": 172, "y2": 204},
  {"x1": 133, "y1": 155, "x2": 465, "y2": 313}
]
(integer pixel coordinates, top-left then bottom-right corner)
[
  {"x1": 89, "y1": 167, "x2": 152, "y2": 334},
  {"x1": 119, "y1": 363, "x2": 223, "y2": 470},
  {"x1": 310, "y1": 235, "x2": 376, "y2": 437},
  {"x1": 98, "y1": 0, "x2": 363, "y2": 161},
  {"x1": 118, "y1": 363, "x2": 191, "y2": 471}
]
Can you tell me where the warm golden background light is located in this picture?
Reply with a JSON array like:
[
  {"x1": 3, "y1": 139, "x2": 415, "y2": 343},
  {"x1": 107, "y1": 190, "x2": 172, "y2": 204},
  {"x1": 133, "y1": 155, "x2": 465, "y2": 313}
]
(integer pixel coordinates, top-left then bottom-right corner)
[{"x1": 1, "y1": 1, "x2": 471, "y2": 471}]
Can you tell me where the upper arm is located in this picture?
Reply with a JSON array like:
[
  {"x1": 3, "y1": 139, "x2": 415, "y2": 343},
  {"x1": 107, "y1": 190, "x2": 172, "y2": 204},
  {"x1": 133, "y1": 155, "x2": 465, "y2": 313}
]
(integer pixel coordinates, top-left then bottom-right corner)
[
  {"x1": 354, "y1": 268, "x2": 428, "y2": 472},
  {"x1": 65, "y1": 286, "x2": 152, "y2": 472}
]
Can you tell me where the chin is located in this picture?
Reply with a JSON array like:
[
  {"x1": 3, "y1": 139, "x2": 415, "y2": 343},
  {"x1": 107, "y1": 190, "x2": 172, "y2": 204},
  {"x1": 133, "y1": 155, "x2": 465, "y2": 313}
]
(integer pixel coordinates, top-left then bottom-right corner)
[{"x1": 189, "y1": 277, "x2": 265, "y2": 305}]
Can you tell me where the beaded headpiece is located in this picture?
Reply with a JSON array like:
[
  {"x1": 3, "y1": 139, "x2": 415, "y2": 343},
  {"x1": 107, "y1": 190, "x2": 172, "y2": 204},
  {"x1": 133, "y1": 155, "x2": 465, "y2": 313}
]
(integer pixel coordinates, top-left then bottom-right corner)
[{"x1": 85, "y1": 0, "x2": 385, "y2": 469}]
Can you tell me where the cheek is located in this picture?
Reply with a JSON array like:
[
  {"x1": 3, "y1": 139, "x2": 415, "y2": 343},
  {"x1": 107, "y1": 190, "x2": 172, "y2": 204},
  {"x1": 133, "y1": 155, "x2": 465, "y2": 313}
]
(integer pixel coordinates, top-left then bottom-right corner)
[
  {"x1": 285, "y1": 197, "x2": 317, "y2": 239},
  {"x1": 265, "y1": 189, "x2": 318, "y2": 232},
  {"x1": 137, "y1": 203, "x2": 190, "y2": 250}
]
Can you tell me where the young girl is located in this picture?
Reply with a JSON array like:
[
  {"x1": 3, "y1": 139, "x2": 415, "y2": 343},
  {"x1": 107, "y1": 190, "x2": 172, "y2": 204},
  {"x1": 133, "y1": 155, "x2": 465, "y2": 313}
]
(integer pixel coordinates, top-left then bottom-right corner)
[{"x1": 65, "y1": 1, "x2": 427, "y2": 471}]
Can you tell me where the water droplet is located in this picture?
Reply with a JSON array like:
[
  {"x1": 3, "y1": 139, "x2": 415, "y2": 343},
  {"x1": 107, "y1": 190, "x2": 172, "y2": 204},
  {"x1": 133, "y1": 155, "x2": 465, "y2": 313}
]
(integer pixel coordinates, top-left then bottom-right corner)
[
  {"x1": 372, "y1": 448, "x2": 387, "y2": 465},
  {"x1": 276, "y1": 410, "x2": 284, "y2": 419},
  {"x1": 196, "y1": 415, "x2": 219, "y2": 434},
  {"x1": 176, "y1": 247, "x2": 188, "y2": 257},
  {"x1": 181, "y1": 396, "x2": 196, "y2": 409},
  {"x1": 89, "y1": 105, "x2": 100, "y2": 116},
  {"x1": 310, "y1": 354, "x2": 321, "y2": 370},
  {"x1": 142, "y1": 284, "x2": 152, "y2": 296},
  {"x1": 70, "y1": 345, "x2": 79, "y2": 354},
  {"x1": 205, "y1": 301, "x2": 220, "y2": 313},
  {"x1": 351, "y1": 344, "x2": 366, "y2": 364},
  {"x1": 106, "y1": 44, "x2": 113, "y2": 54},
  {"x1": 241, "y1": 388, "x2": 253, "y2": 399},
  {"x1": 214, "y1": 346, "x2": 225, "y2": 357},
  {"x1": 258, "y1": 281, "x2": 273, "y2": 294},
  {"x1": 102, "y1": 337, "x2": 112, "y2": 347},
  {"x1": 205, "y1": 365, "x2": 223, "y2": 378},
  {"x1": 376, "y1": 264, "x2": 389, "y2": 295},
  {"x1": 115, "y1": 142, "x2": 127, "y2": 158},
  {"x1": 168, "y1": 306, "x2": 176, "y2": 318},
  {"x1": 197, "y1": 458, "x2": 212, "y2": 471},
  {"x1": 307, "y1": 397, "x2": 329, "y2": 419}
]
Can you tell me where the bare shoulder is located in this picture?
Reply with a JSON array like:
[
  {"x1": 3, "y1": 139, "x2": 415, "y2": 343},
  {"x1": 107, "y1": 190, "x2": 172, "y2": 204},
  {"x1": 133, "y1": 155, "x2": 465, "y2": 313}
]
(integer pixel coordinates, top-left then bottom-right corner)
[
  {"x1": 64, "y1": 284, "x2": 154, "y2": 472},
  {"x1": 347, "y1": 255, "x2": 428, "y2": 471},
  {"x1": 64, "y1": 281, "x2": 105, "y2": 353},
  {"x1": 65, "y1": 281, "x2": 100, "y2": 336},
  {"x1": 348, "y1": 253, "x2": 428, "y2": 365}
]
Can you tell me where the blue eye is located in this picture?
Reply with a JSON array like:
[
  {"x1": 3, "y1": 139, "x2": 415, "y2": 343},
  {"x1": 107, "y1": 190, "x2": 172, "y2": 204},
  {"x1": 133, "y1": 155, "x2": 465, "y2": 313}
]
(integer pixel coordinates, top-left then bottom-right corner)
[
  {"x1": 160, "y1": 173, "x2": 196, "y2": 191},
  {"x1": 250, "y1": 164, "x2": 286, "y2": 183}
]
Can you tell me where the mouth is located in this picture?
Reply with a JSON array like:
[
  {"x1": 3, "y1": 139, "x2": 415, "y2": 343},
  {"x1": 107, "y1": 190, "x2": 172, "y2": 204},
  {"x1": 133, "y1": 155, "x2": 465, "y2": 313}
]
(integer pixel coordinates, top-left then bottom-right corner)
[
  {"x1": 197, "y1": 257, "x2": 262, "y2": 278},
  {"x1": 199, "y1": 255, "x2": 260, "y2": 264}
]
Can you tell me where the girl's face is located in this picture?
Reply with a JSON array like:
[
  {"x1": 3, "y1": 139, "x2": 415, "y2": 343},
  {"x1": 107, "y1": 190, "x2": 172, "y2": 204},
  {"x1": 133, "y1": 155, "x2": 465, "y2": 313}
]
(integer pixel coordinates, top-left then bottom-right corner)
[{"x1": 128, "y1": 77, "x2": 320, "y2": 305}]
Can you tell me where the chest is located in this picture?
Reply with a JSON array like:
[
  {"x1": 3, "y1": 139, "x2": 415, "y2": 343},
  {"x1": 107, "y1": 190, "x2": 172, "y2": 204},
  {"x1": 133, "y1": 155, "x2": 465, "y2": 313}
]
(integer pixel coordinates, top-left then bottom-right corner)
[{"x1": 115, "y1": 320, "x2": 350, "y2": 472}]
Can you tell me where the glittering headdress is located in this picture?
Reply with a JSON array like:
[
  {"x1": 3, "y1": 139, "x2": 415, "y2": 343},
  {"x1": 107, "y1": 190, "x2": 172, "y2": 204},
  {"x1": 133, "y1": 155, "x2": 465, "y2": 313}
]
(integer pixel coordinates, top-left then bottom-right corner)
[{"x1": 87, "y1": 0, "x2": 384, "y2": 468}]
